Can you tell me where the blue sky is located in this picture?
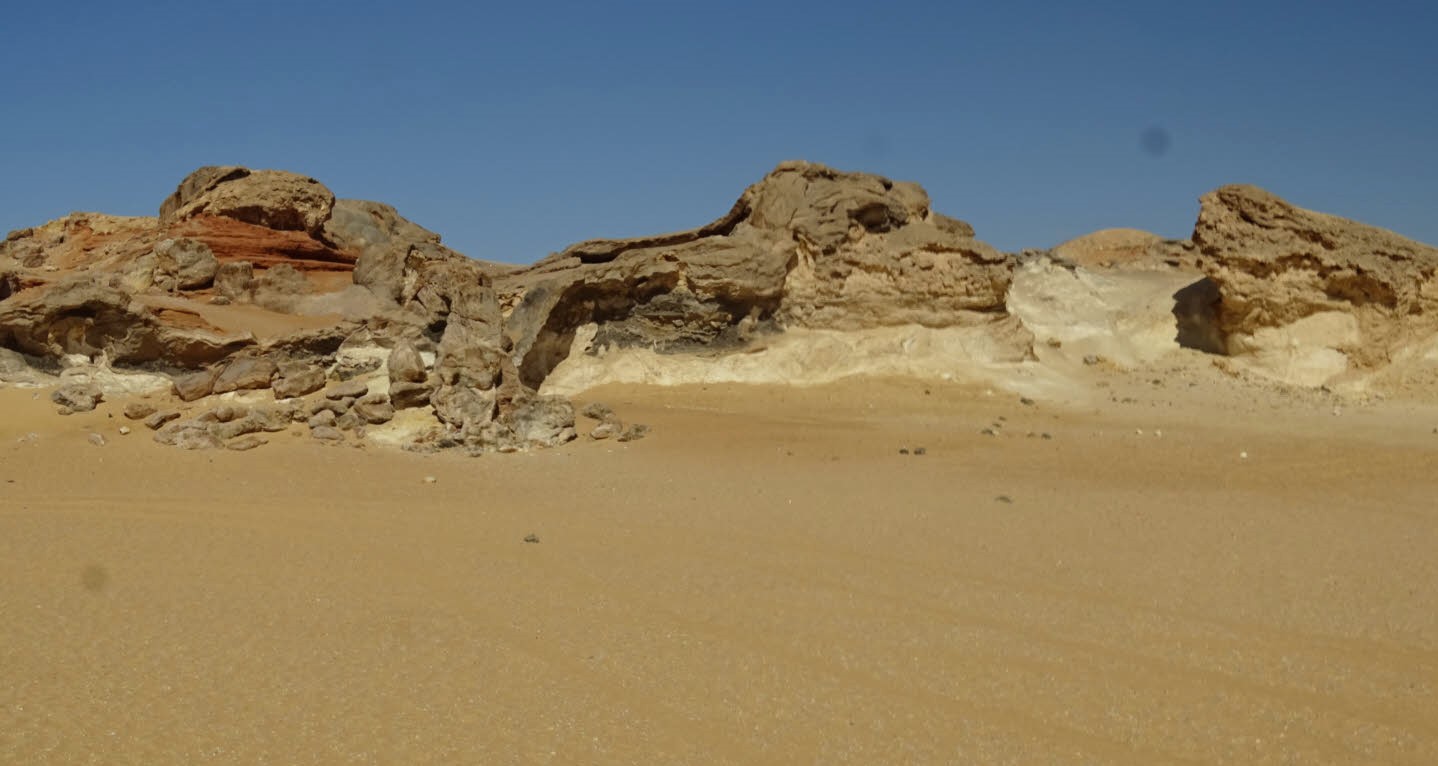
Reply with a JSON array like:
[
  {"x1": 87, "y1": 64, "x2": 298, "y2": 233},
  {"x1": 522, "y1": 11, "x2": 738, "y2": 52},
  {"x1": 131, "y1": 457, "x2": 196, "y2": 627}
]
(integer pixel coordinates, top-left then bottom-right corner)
[{"x1": 2, "y1": 1, "x2": 1435, "y2": 263}]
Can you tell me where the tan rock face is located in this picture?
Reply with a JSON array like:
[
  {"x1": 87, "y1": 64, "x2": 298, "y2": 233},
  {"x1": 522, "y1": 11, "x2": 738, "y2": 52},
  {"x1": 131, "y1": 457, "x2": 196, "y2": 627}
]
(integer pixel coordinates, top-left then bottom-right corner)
[
  {"x1": 159, "y1": 166, "x2": 336, "y2": 236},
  {"x1": 1194, "y1": 184, "x2": 1438, "y2": 368},
  {"x1": 497, "y1": 161, "x2": 1012, "y2": 387}
]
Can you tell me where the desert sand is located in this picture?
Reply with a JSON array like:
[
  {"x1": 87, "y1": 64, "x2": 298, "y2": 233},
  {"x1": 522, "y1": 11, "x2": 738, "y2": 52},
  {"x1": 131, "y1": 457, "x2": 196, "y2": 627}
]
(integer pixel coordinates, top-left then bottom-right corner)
[{"x1": 4, "y1": 355, "x2": 1437, "y2": 764}]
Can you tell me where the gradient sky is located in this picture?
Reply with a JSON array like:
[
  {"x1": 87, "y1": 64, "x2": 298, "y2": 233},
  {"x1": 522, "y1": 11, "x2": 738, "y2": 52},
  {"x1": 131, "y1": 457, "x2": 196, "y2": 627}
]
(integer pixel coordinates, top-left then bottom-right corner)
[{"x1": 2, "y1": 1, "x2": 1434, "y2": 263}]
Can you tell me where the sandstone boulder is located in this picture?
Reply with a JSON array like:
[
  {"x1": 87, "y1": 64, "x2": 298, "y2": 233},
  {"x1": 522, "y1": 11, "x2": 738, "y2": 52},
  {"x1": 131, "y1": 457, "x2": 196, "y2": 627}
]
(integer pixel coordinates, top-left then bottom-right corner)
[
  {"x1": 152, "y1": 238, "x2": 219, "y2": 291},
  {"x1": 210, "y1": 356, "x2": 278, "y2": 394},
  {"x1": 172, "y1": 367, "x2": 220, "y2": 402},
  {"x1": 506, "y1": 392, "x2": 576, "y2": 447},
  {"x1": 432, "y1": 385, "x2": 496, "y2": 429},
  {"x1": 123, "y1": 402, "x2": 157, "y2": 420},
  {"x1": 324, "y1": 199, "x2": 448, "y2": 305},
  {"x1": 159, "y1": 166, "x2": 336, "y2": 236},
  {"x1": 144, "y1": 410, "x2": 181, "y2": 430},
  {"x1": 214, "y1": 261, "x2": 254, "y2": 300},
  {"x1": 326, "y1": 379, "x2": 369, "y2": 399},
  {"x1": 353, "y1": 394, "x2": 396, "y2": 425},
  {"x1": 324, "y1": 198, "x2": 511, "y2": 308},
  {"x1": 311, "y1": 425, "x2": 344, "y2": 441},
  {"x1": 251, "y1": 264, "x2": 314, "y2": 312},
  {"x1": 154, "y1": 420, "x2": 223, "y2": 450},
  {"x1": 389, "y1": 378, "x2": 436, "y2": 410},
  {"x1": 0, "y1": 347, "x2": 30, "y2": 376},
  {"x1": 386, "y1": 339, "x2": 427, "y2": 384},
  {"x1": 52, "y1": 383, "x2": 102, "y2": 413},
  {"x1": 271, "y1": 361, "x2": 326, "y2": 399},
  {"x1": 1193, "y1": 185, "x2": 1438, "y2": 371}
]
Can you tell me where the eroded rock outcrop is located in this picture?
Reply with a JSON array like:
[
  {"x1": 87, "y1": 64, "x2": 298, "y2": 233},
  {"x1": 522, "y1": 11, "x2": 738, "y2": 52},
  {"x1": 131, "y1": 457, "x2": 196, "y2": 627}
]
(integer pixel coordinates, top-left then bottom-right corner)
[
  {"x1": 2, "y1": 163, "x2": 576, "y2": 454},
  {"x1": 1194, "y1": 185, "x2": 1438, "y2": 377},
  {"x1": 497, "y1": 161, "x2": 1013, "y2": 387},
  {"x1": 21, "y1": 159, "x2": 1436, "y2": 449},
  {"x1": 0, "y1": 277, "x2": 250, "y2": 366}
]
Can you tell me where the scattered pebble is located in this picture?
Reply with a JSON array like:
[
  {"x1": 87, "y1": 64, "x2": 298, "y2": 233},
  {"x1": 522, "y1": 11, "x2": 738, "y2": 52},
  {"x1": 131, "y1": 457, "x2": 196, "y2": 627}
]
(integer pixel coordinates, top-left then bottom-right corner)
[
  {"x1": 523, "y1": 533, "x2": 540, "y2": 544},
  {"x1": 1020, "y1": 397, "x2": 1035, "y2": 406},
  {"x1": 898, "y1": 448, "x2": 910, "y2": 455},
  {"x1": 1240, "y1": 451, "x2": 1249, "y2": 459},
  {"x1": 87, "y1": 433, "x2": 107, "y2": 447},
  {"x1": 423, "y1": 476, "x2": 437, "y2": 484},
  {"x1": 1041, "y1": 433, "x2": 1053, "y2": 440},
  {"x1": 913, "y1": 447, "x2": 927, "y2": 456},
  {"x1": 117, "y1": 426, "x2": 131, "y2": 436},
  {"x1": 1135, "y1": 428, "x2": 1144, "y2": 435},
  {"x1": 980, "y1": 427, "x2": 998, "y2": 436},
  {"x1": 995, "y1": 495, "x2": 1013, "y2": 504}
]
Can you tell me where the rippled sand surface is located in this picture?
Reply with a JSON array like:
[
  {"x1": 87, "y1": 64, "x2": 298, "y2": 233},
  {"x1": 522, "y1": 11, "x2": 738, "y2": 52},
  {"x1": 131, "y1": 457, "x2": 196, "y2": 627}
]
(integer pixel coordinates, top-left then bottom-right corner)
[{"x1": 2, "y1": 376, "x2": 1436, "y2": 764}]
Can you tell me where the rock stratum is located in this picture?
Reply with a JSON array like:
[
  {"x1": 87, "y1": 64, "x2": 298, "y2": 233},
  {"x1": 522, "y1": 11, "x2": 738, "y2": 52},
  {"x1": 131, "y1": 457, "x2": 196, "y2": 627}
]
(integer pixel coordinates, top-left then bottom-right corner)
[{"x1": 4, "y1": 162, "x2": 1436, "y2": 453}]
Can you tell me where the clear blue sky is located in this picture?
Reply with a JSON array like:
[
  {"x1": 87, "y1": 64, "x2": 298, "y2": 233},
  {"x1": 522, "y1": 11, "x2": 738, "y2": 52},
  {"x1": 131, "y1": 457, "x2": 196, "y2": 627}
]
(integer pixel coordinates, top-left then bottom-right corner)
[{"x1": 3, "y1": 1, "x2": 1435, "y2": 263}]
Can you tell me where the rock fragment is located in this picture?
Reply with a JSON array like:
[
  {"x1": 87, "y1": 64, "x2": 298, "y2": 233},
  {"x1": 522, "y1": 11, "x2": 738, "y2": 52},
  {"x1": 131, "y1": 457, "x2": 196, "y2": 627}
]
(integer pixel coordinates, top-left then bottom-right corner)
[
  {"x1": 52, "y1": 384, "x2": 102, "y2": 413},
  {"x1": 580, "y1": 402, "x2": 614, "y2": 421},
  {"x1": 386, "y1": 340, "x2": 427, "y2": 384},
  {"x1": 272, "y1": 361, "x2": 326, "y2": 399},
  {"x1": 211, "y1": 356, "x2": 278, "y2": 394},
  {"x1": 353, "y1": 394, "x2": 396, "y2": 425},
  {"x1": 311, "y1": 426, "x2": 344, "y2": 441},
  {"x1": 123, "y1": 402, "x2": 157, "y2": 420},
  {"x1": 326, "y1": 379, "x2": 369, "y2": 400},
  {"x1": 226, "y1": 435, "x2": 267, "y2": 451},
  {"x1": 389, "y1": 379, "x2": 436, "y2": 410},
  {"x1": 144, "y1": 410, "x2": 182, "y2": 430},
  {"x1": 617, "y1": 424, "x2": 650, "y2": 442},
  {"x1": 172, "y1": 368, "x2": 220, "y2": 402}
]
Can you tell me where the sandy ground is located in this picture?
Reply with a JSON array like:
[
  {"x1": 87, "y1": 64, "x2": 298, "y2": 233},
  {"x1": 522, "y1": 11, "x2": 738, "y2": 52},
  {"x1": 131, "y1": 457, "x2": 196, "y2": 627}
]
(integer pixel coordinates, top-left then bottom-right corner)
[{"x1": 2, "y1": 363, "x2": 1437, "y2": 764}]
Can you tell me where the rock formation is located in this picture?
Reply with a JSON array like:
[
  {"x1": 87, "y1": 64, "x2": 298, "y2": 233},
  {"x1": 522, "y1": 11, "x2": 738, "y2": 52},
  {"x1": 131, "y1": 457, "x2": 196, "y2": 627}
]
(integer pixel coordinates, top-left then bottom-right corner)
[
  {"x1": 1194, "y1": 185, "x2": 1438, "y2": 377},
  {"x1": 6, "y1": 160, "x2": 1437, "y2": 446},
  {"x1": 1, "y1": 164, "x2": 572, "y2": 453},
  {"x1": 496, "y1": 161, "x2": 1012, "y2": 387}
]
